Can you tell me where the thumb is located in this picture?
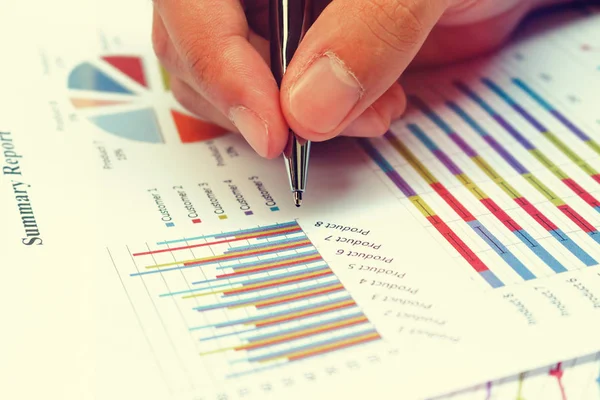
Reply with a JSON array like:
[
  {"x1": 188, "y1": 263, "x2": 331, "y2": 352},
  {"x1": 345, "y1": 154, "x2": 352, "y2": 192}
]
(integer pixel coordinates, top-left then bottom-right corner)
[{"x1": 280, "y1": 0, "x2": 452, "y2": 141}]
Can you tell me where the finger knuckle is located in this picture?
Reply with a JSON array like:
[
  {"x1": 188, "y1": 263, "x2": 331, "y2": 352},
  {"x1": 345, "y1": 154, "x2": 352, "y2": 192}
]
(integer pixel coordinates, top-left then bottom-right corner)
[
  {"x1": 358, "y1": 0, "x2": 425, "y2": 53},
  {"x1": 180, "y1": 36, "x2": 219, "y2": 94}
]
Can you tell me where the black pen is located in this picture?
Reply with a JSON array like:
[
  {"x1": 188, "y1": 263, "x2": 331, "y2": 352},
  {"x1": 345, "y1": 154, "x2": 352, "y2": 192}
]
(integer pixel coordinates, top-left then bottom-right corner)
[{"x1": 270, "y1": 0, "x2": 312, "y2": 207}]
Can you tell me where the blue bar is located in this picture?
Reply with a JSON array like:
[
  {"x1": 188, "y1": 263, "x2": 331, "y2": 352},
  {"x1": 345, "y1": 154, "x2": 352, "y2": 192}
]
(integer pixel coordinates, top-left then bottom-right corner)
[
  {"x1": 358, "y1": 138, "x2": 418, "y2": 197},
  {"x1": 512, "y1": 78, "x2": 553, "y2": 111},
  {"x1": 409, "y1": 96, "x2": 454, "y2": 134},
  {"x1": 514, "y1": 229, "x2": 567, "y2": 273},
  {"x1": 244, "y1": 329, "x2": 379, "y2": 361},
  {"x1": 189, "y1": 296, "x2": 354, "y2": 331},
  {"x1": 199, "y1": 326, "x2": 259, "y2": 341},
  {"x1": 222, "y1": 269, "x2": 333, "y2": 297},
  {"x1": 481, "y1": 78, "x2": 516, "y2": 106},
  {"x1": 193, "y1": 281, "x2": 342, "y2": 311},
  {"x1": 408, "y1": 124, "x2": 438, "y2": 151},
  {"x1": 447, "y1": 101, "x2": 531, "y2": 175},
  {"x1": 446, "y1": 100, "x2": 599, "y2": 269},
  {"x1": 199, "y1": 312, "x2": 362, "y2": 342},
  {"x1": 226, "y1": 362, "x2": 287, "y2": 379},
  {"x1": 130, "y1": 244, "x2": 315, "y2": 277},
  {"x1": 156, "y1": 221, "x2": 299, "y2": 245},
  {"x1": 548, "y1": 229, "x2": 597, "y2": 266},
  {"x1": 466, "y1": 220, "x2": 536, "y2": 280},
  {"x1": 224, "y1": 236, "x2": 307, "y2": 254},
  {"x1": 482, "y1": 78, "x2": 548, "y2": 133},
  {"x1": 479, "y1": 270, "x2": 504, "y2": 288},
  {"x1": 454, "y1": 81, "x2": 498, "y2": 116},
  {"x1": 246, "y1": 313, "x2": 367, "y2": 343},
  {"x1": 210, "y1": 258, "x2": 325, "y2": 280},
  {"x1": 213, "y1": 250, "x2": 320, "y2": 271},
  {"x1": 409, "y1": 120, "x2": 567, "y2": 275},
  {"x1": 162, "y1": 265, "x2": 330, "y2": 297},
  {"x1": 588, "y1": 231, "x2": 600, "y2": 245}
]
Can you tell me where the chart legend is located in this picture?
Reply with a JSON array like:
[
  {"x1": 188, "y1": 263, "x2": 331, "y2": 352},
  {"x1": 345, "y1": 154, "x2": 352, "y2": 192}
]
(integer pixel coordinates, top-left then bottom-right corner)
[
  {"x1": 109, "y1": 221, "x2": 381, "y2": 380},
  {"x1": 67, "y1": 55, "x2": 229, "y2": 144}
]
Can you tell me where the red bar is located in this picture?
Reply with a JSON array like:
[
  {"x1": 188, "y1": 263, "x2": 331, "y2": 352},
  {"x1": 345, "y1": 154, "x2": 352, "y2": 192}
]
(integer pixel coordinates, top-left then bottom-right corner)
[
  {"x1": 480, "y1": 198, "x2": 522, "y2": 231},
  {"x1": 426, "y1": 215, "x2": 489, "y2": 272},
  {"x1": 238, "y1": 317, "x2": 368, "y2": 351},
  {"x1": 514, "y1": 197, "x2": 558, "y2": 231},
  {"x1": 430, "y1": 182, "x2": 477, "y2": 222},
  {"x1": 591, "y1": 174, "x2": 600, "y2": 185},
  {"x1": 224, "y1": 270, "x2": 332, "y2": 295},
  {"x1": 288, "y1": 333, "x2": 381, "y2": 361},
  {"x1": 256, "y1": 301, "x2": 356, "y2": 327},
  {"x1": 216, "y1": 255, "x2": 322, "y2": 278},
  {"x1": 133, "y1": 226, "x2": 301, "y2": 256},
  {"x1": 256, "y1": 285, "x2": 343, "y2": 308},
  {"x1": 183, "y1": 240, "x2": 311, "y2": 266},
  {"x1": 562, "y1": 178, "x2": 600, "y2": 208},
  {"x1": 557, "y1": 204, "x2": 597, "y2": 233}
]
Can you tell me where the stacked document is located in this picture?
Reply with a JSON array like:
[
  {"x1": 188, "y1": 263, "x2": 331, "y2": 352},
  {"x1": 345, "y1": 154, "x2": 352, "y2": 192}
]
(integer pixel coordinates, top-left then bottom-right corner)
[{"x1": 1, "y1": 1, "x2": 599, "y2": 399}]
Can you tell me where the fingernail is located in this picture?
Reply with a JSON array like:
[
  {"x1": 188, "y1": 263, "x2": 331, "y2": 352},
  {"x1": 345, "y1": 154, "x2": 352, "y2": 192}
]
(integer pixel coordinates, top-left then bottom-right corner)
[
  {"x1": 229, "y1": 106, "x2": 269, "y2": 157},
  {"x1": 289, "y1": 52, "x2": 363, "y2": 134}
]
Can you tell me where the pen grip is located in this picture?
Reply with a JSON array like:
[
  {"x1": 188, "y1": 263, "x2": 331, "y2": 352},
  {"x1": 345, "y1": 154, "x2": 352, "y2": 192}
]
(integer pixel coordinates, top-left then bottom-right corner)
[{"x1": 269, "y1": 0, "x2": 312, "y2": 86}]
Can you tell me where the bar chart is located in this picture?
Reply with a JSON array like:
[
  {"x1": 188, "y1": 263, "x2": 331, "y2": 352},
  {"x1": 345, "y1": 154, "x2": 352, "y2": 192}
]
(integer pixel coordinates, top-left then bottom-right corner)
[
  {"x1": 360, "y1": 70, "x2": 600, "y2": 288},
  {"x1": 110, "y1": 221, "x2": 380, "y2": 381}
]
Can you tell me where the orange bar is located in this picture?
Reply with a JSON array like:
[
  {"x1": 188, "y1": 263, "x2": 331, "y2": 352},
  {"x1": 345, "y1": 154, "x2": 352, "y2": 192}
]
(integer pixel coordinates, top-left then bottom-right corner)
[
  {"x1": 254, "y1": 299, "x2": 356, "y2": 327},
  {"x1": 237, "y1": 316, "x2": 368, "y2": 351}
]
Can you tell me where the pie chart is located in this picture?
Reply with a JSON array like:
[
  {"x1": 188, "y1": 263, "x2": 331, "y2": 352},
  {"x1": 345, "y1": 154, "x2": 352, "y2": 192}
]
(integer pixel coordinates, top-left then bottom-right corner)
[{"x1": 67, "y1": 55, "x2": 228, "y2": 143}]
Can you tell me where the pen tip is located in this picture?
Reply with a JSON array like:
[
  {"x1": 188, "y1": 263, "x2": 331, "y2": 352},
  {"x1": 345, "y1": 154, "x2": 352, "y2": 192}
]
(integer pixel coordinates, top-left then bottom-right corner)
[{"x1": 294, "y1": 192, "x2": 302, "y2": 207}]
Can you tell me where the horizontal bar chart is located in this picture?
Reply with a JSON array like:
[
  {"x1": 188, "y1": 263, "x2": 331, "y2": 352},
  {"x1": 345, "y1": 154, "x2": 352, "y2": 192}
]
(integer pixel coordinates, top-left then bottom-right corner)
[{"x1": 127, "y1": 221, "x2": 381, "y2": 377}]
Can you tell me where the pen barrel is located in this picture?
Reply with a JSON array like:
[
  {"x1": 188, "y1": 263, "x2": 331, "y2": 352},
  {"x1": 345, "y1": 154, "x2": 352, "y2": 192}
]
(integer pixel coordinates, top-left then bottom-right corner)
[
  {"x1": 270, "y1": 0, "x2": 312, "y2": 192},
  {"x1": 269, "y1": 0, "x2": 311, "y2": 85}
]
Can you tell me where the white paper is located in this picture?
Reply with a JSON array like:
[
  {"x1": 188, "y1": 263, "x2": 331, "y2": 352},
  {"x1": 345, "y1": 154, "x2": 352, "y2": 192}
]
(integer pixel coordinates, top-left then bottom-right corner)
[{"x1": 1, "y1": 2, "x2": 600, "y2": 400}]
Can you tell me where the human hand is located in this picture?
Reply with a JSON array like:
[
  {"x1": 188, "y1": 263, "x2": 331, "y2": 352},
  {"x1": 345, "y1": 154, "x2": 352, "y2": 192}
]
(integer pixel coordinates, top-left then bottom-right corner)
[{"x1": 152, "y1": 0, "x2": 559, "y2": 158}]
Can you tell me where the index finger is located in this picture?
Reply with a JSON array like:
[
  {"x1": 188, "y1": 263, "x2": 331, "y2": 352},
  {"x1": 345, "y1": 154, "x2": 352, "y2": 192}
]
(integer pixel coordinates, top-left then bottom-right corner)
[{"x1": 154, "y1": 0, "x2": 288, "y2": 158}]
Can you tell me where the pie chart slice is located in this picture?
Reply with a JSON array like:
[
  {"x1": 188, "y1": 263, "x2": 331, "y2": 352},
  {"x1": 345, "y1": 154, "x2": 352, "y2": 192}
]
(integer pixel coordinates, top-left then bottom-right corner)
[
  {"x1": 70, "y1": 98, "x2": 130, "y2": 109},
  {"x1": 69, "y1": 55, "x2": 231, "y2": 144},
  {"x1": 88, "y1": 108, "x2": 163, "y2": 143},
  {"x1": 102, "y1": 56, "x2": 148, "y2": 88},
  {"x1": 172, "y1": 110, "x2": 228, "y2": 143},
  {"x1": 68, "y1": 62, "x2": 134, "y2": 94}
]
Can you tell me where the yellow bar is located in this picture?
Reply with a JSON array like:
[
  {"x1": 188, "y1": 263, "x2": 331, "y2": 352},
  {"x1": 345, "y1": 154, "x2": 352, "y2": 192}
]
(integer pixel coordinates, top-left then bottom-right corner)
[
  {"x1": 470, "y1": 156, "x2": 522, "y2": 200},
  {"x1": 259, "y1": 332, "x2": 381, "y2": 363},
  {"x1": 145, "y1": 239, "x2": 312, "y2": 269},
  {"x1": 249, "y1": 299, "x2": 356, "y2": 326},
  {"x1": 586, "y1": 140, "x2": 600, "y2": 157},
  {"x1": 544, "y1": 131, "x2": 599, "y2": 176},
  {"x1": 183, "y1": 269, "x2": 332, "y2": 299},
  {"x1": 235, "y1": 253, "x2": 319, "y2": 273},
  {"x1": 237, "y1": 316, "x2": 368, "y2": 350},
  {"x1": 160, "y1": 65, "x2": 171, "y2": 90},
  {"x1": 522, "y1": 173, "x2": 564, "y2": 206},
  {"x1": 386, "y1": 135, "x2": 439, "y2": 185},
  {"x1": 472, "y1": 156, "x2": 500, "y2": 180},
  {"x1": 230, "y1": 283, "x2": 344, "y2": 309},
  {"x1": 199, "y1": 346, "x2": 235, "y2": 356},
  {"x1": 235, "y1": 226, "x2": 301, "y2": 240},
  {"x1": 408, "y1": 195, "x2": 436, "y2": 218},
  {"x1": 528, "y1": 149, "x2": 568, "y2": 180}
]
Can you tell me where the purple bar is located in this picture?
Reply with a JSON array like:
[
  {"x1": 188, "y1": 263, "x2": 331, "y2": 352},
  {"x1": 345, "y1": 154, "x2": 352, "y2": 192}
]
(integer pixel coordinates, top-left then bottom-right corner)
[
  {"x1": 245, "y1": 211, "x2": 254, "y2": 216},
  {"x1": 493, "y1": 115, "x2": 536, "y2": 150},
  {"x1": 448, "y1": 132, "x2": 478, "y2": 157},
  {"x1": 387, "y1": 171, "x2": 418, "y2": 198},
  {"x1": 550, "y1": 110, "x2": 591, "y2": 141},
  {"x1": 482, "y1": 135, "x2": 530, "y2": 175},
  {"x1": 513, "y1": 105, "x2": 547, "y2": 133},
  {"x1": 432, "y1": 149, "x2": 463, "y2": 176}
]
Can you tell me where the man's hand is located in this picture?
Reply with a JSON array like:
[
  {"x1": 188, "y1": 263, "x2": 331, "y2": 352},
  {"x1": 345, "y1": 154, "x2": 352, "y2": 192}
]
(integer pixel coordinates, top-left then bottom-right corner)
[{"x1": 152, "y1": 0, "x2": 551, "y2": 157}]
